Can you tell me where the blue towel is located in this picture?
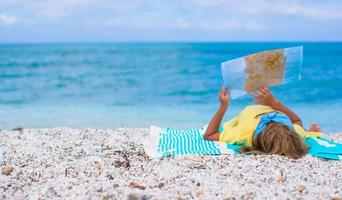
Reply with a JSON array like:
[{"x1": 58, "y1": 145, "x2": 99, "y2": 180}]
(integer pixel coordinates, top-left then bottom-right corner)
[
  {"x1": 156, "y1": 127, "x2": 342, "y2": 160},
  {"x1": 305, "y1": 137, "x2": 342, "y2": 160}
]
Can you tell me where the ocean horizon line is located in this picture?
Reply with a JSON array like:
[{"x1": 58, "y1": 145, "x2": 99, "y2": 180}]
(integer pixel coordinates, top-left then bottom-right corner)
[{"x1": 1, "y1": 40, "x2": 342, "y2": 46}]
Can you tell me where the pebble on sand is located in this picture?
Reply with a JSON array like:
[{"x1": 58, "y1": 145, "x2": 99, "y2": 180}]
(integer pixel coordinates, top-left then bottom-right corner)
[
  {"x1": 129, "y1": 181, "x2": 146, "y2": 190},
  {"x1": 11, "y1": 127, "x2": 23, "y2": 132},
  {"x1": 1, "y1": 165, "x2": 14, "y2": 175}
]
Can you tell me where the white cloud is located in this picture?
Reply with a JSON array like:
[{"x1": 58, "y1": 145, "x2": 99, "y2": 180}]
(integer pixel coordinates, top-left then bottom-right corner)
[
  {"x1": 95, "y1": 16, "x2": 267, "y2": 32},
  {"x1": 243, "y1": 21, "x2": 268, "y2": 31},
  {"x1": 172, "y1": 18, "x2": 191, "y2": 30},
  {"x1": 187, "y1": 0, "x2": 226, "y2": 7},
  {"x1": 0, "y1": 0, "x2": 339, "y2": 36},
  {"x1": 2, "y1": 0, "x2": 342, "y2": 22},
  {"x1": 198, "y1": 19, "x2": 268, "y2": 31},
  {"x1": 242, "y1": 0, "x2": 342, "y2": 20},
  {"x1": 14, "y1": 0, "x2": 148, "y2": 19},
  {"x1": 27, "y1": 0, "x2": 90, "y2": 18},
  {"x1": 187, "y1": 0, "x2": 342, "y2": 20},
  {"x1": 300, "y1": 6, "x2": 342, "y2": 20},
  {"x1": 0, "y1": 13, "x2": 19, "y2": 26},
  {"x1": 96, "y1": 17, "x2": 190, "y2": 30}
]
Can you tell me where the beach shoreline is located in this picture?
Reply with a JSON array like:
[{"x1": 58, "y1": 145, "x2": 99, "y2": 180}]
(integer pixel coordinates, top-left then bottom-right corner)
[{"x1": 1, "y1": 128, "x2": 341, "y2": 199}]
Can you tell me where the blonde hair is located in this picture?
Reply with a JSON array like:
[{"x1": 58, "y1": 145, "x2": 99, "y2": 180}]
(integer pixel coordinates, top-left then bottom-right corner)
[{"x1": 238, "y1": 122, "x2": 308, "y2": 159}]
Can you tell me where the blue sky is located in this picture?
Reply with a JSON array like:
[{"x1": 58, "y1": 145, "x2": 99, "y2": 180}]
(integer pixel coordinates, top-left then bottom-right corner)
[{"x1": 0, "y1": 0, "x2": 341, "y2": 43}]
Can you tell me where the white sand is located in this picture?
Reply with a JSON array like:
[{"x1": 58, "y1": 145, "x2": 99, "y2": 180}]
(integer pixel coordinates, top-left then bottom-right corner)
[{"x1": 0, "y1": 128, "x2": 341, "y2": 200}]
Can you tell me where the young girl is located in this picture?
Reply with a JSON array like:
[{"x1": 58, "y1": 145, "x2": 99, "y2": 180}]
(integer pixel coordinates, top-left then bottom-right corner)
[{"x1": 204, "y1": 86, "x2": 322, "y2": 159}]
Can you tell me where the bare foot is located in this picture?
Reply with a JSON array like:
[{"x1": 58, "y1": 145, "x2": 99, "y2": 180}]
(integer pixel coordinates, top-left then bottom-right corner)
[{"x1": 309, "y1": 123, "x2": 321, "y2": 132}]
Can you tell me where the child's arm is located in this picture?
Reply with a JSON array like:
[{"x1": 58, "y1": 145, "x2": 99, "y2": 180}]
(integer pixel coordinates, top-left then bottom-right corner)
[
  {"x1": 204, "y1": 86, "x2": 230, "y2": 141},
  {"x1": 252, "y1": 87, "x2": 303, "y2": 126}
]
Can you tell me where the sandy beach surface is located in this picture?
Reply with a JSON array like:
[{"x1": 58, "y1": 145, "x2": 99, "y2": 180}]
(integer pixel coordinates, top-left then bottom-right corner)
[{"x1": 0, "y1": 128, "x2": 341, "y2": 200}]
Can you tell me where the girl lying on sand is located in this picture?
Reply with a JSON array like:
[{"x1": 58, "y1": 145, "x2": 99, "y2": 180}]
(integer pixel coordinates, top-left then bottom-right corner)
[{"x1": 204, "y1": 86, "x2": 322, "y2": 159}]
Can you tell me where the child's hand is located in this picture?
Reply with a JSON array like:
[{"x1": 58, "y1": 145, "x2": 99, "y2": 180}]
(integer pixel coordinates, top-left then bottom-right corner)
[
  {"x1": 309, "y1": 123, "x2": 322, "y2": 132},
  {"x1": 218, "y1": 85, "x2": 230, "y2": 109},
  {"x1": 252, "y1": 86, "x2": 279, "y2": 108}
]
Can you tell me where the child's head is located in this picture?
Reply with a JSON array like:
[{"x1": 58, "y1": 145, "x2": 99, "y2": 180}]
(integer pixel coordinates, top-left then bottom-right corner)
[{"x1": 239, "y1": 122, "x2": 308, "y2": 159}]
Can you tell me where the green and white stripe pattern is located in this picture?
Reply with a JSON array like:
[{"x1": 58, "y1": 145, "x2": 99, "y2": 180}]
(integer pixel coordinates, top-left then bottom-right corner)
[
  {"x1": 145, "y1": 126, "x2": 342, "y2": 160},
  {"x1": 158, "y1": 128, "x2": 222, "y2": 156}
]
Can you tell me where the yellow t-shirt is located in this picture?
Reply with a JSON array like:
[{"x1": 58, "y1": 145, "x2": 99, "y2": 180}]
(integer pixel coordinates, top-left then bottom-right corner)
[{"x1": 219, "y1": 105, "x2": 322, "y2": 146}]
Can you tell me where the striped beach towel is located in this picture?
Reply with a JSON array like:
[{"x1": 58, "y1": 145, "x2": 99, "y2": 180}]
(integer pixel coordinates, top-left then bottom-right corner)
[{"x1": 143, "y1": 126, "x2": 342, "y2": 160}]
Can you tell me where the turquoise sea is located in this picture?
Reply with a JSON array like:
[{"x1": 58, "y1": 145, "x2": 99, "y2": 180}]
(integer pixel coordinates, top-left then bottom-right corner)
[{"x1": 0, "y1": 42, "x2": 341, "y2": 132}]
